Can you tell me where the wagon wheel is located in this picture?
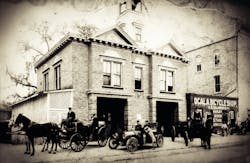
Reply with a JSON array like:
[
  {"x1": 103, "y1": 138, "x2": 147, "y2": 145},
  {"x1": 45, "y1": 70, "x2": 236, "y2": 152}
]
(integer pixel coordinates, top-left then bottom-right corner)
[
  {"x1": 108, "y1": 137, "x2": 119, "y2": 149},
  {"x1": 97, "y1": 126, "x2": 108, "y2": 147},
  {"x1": 156, "y1": 134, "x2": 164, "y2": 147},
  {"x1": 70, "y1": 133, "x2": 86, "y2": 152},
  {"x1": 58, "y1": 131, "x2": 70, "y2": 149},
  {"x1": 126, "y1": 137, "x2": 138, "y2": 152},
  {"x1": 59, "y1": 139, "x2": 70, "y2": 149},
  {"x1": 171, "y1": 125, "x2": 176, "y2": 142}
]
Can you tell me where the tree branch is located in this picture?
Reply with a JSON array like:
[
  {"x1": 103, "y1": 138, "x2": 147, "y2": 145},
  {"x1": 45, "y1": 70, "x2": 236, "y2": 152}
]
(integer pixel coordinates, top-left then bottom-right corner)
[{"x1": 6, "y1": 67, "x2": 37, "y2": 89}]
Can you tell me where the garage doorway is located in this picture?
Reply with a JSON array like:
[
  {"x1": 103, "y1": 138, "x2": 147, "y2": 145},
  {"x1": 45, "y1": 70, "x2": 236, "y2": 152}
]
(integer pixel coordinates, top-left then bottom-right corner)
[
  {"x1": 97, "y1": 97, "x2": 127, "y2": 133},
  {"x1": 156, "y1": 101, "x2": 178, "y2": 136}
]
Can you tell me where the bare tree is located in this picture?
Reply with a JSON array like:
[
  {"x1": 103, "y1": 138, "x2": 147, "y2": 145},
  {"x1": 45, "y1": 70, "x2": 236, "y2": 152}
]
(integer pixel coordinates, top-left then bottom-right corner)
[
  {"x1": 74, "y1": 23, "x2": 98, "y2": 39},
  {"x1": 6, "y1": 20, "x2": 97, "y2": 102}
]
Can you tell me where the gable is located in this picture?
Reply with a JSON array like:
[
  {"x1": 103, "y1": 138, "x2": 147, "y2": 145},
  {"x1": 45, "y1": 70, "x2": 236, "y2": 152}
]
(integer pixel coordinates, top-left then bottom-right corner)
[
  {"x1": 157, "y1": 43, "x2": 183, "y2": 57},
  {"x1": 94, "y1": 26, "x2": 136, "y2": 46}
]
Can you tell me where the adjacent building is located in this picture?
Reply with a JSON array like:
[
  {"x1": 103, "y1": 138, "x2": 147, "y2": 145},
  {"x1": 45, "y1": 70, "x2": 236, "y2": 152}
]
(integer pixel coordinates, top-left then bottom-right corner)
[{"x1": 185, "y1": 27, "x2": 250, "y2": 126}]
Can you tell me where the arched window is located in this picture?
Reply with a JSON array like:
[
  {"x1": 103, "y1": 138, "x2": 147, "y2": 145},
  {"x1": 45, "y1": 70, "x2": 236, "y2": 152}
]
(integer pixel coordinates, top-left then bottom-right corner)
[
  {"x1": 195, "y1": 55, "x2": 202, "y2": 72},
  {"x1": 214, "y1": 49, "x2": 220, "y2": 66}
]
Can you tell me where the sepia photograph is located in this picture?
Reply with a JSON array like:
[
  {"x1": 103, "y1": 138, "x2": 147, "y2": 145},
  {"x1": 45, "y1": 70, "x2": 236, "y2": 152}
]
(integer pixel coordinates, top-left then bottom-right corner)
[{"x1": 0, "y1": 0, "x2": 249, "y2": 162}]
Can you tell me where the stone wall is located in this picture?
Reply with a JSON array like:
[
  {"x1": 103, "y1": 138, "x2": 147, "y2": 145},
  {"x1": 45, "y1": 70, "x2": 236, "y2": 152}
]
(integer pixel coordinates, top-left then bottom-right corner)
[{"x1": 186, "y1": 38, "x2": 237, "y2": 97}]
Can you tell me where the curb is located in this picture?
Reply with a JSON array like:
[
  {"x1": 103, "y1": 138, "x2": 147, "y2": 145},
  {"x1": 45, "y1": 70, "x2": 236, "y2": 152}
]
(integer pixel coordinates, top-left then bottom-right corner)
[{"x1": 38, "y1": 139, "x2": 248, "y2": 163}]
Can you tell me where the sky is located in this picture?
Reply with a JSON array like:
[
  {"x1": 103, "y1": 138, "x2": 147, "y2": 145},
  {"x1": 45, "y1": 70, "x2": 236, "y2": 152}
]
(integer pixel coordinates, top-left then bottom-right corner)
[{"x1": 0, "y1": 0, "x2": 249, "y2": 103}]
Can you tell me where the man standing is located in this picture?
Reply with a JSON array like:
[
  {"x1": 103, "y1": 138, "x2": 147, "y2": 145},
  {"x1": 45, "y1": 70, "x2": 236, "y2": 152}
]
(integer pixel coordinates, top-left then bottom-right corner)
[
  {"x1": 67, "y1": 107, "x2": 76, "y2": 123},
  {"x1": 143, "y1": 120, "x2": 156, "y2": 148}
]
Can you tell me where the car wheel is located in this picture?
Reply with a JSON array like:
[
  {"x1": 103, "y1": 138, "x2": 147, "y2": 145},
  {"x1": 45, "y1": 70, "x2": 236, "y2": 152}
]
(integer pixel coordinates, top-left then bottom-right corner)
[
  {"x1": 156, "y1": 134, "x2": 164, "y2": 147},
  {"x1": 108, "y1": 137, "x2": 119, "y2": 149},
  {"x1": 97, "y1": 127, "x2": 108, "y2": 147},
  {"x1": 126, "y1": 137, "x2": 138, "y2": 152},
  {"x1": 171, "y1": 126, "x2": 176, "y2": 142}
]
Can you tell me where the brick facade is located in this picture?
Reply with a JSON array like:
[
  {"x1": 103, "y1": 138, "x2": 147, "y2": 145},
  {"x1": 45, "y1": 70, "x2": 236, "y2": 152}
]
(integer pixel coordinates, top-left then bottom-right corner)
[
  {"x1": 32, "y1": 34, "x2": 188, "y2": 130},
  {"x1": 186, "y1": 31, "x2": 250, "y2": 122}
]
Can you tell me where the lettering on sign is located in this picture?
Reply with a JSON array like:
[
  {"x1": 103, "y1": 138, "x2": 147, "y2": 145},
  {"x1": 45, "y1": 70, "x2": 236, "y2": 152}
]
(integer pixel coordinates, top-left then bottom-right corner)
[{"x1": 193, "y1": 97, "x2": 237, "y2": 110}]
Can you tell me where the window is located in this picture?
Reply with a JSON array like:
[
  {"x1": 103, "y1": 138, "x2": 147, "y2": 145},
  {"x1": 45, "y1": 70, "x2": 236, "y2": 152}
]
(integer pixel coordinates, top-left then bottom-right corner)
[
  {"x1": 103, "y1": 61, "x2": 111, "y2": 85},
  {"x1": 197, "y1": 64, "x2": 202, "y2": 72},
  {"x1": 54, "y1": 65, "x2": 61, "y2": 90},
  {"x1": 214, "y1": 50, "x2": 220, "y2": 66},
  {"x1": 43, "y1": 71, "x2": 49, "y2": 91},
  {"x1": 134, "y1": 67, "x2": 142, "y2": 90},
  {"x1": 135, "y1": 26, "x2": 142, "y2": 41},
  {"x1": 167, "y1": 71, "x2": 174, "y2": 92},
  {"x1": 113, "y1": 62, "x2": 121, "y2": 86},
  {"x1": 195, "y1": 55, "x2": 202, "y2": 72},
  {"x1": 103, "y1": 60, "x2": 121, "y2": 87},
  {"x1": 215, "y1": 53, "x2": 220, "y2": 66},
  {"x1": 214, "y1": 75, "x2": 220, "y2": 92},
  {"x1": 160, "y1": 69, "x2": 174, "y2": 92}
]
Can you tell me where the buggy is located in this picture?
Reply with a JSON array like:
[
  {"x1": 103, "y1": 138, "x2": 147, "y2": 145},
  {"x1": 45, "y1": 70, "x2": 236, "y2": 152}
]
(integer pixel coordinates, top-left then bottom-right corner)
[{"x1": 59, "y1": 119, "x2": 111, "y2": 152}]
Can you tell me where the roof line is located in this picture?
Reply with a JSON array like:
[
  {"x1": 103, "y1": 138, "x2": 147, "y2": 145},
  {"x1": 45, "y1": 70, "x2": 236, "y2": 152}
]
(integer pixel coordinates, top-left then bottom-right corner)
[
  {"x1": 94, "y1": 25, "x2": 136, "y2": 46},
  {"x1": 35, "y1": 34, "x2": 189, "y2": 69},
  {"x1": 34, "y1": 34, "x2": 73, "y2": 68},
  {"x1": 185, "y1": 35, "x2": 237, "y2": 54},
  {"x1": 10, "y1": 92, "x2": 47, "y2": 107}
]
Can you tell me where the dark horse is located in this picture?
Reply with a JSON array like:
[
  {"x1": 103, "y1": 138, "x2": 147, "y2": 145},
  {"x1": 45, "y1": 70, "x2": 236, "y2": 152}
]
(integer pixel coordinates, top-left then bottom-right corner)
[
  {"x1": 14, "y1": 114, "x2": 60, "y2": 156},
  {"x1": 184, "y1": 117, "x2": 213, "y2": 149}
]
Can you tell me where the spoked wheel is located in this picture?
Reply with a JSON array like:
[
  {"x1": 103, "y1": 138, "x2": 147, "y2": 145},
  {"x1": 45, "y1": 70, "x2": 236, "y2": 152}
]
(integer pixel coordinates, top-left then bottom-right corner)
[
  {"x1": 171, "y1": 126, "x2": 176, "y2": 142},
  {"x1": 70, "y1": 133, "x2": 87, "y2": 152},
  {"x1": 126, "y1": 137, "x2": 138, "y2": 152},
  {"x1": 108, "y1": 137, "x2": 119, "y2": 149},
  {"x1": 156, "y1": 134, "x2": 164, "y2": 147},
  {"x1": 59, "y1": 139, "x2": 70, "y2": 149},
  {"x1": 97, "y1": 127, "x2": 108, "y2": 147}
]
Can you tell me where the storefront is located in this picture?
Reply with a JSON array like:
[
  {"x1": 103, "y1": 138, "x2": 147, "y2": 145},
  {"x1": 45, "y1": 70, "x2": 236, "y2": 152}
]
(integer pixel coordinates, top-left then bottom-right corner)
[{"x1": 186, "y1": 93, "x2": 238, "y2": 127}]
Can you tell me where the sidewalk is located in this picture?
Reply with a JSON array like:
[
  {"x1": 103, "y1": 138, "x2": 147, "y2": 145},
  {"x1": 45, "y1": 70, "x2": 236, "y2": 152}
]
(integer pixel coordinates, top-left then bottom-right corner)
[{"x1": 0, "y1": 134, "x2": 249, "y2": 163}]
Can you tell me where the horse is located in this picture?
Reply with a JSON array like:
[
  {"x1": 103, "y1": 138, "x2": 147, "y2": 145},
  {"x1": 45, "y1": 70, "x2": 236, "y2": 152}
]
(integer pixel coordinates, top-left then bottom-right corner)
[
  {"x1": 13, "y1": 114, "x2": 60, "y2": 156},
  {"x1": 41, "y1": 122, "x2": 60, "y2": 153},
  {"x1": 184, "y1": 117, "x2": 213, "y2": 149}
]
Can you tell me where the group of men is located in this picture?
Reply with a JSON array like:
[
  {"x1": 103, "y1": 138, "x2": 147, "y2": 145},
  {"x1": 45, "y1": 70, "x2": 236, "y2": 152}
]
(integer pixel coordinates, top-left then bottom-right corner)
[{"x1": 134, "y1": 120, "x2": 157, "y2": 146}]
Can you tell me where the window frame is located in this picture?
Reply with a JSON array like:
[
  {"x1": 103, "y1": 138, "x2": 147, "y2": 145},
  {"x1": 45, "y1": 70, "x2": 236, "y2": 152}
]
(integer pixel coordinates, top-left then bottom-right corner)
[
  {"x1": 43, "y1": 70, "x2": 49, "y2": 91},
  {"x1": 214, "y1": 75, "x2": 221, "y2": 93},
  {"x1": 54, "y1": 64, "x2": 61, "y2": 90},
  {"x1": 102, "y1": 60, "x2": 122, "y2": 88},
  {"x1": 195, "y1": 55, "x2": 202, "y2": 72},
  {"x1": 197, "y1": 64, "x2": 202, "y2": 72},
  {"x1": 214, "y1": 53, "x2": 220, "y2": 67},
  {"x1": 135, "y1": 26, "x2": 142, "y2": 41},
  {"x1": 134, "y1": 66, "x2": 143, "y2": 90},
  {"x1": 160, "y1": 68, "x2": 175, "y2": 93}
]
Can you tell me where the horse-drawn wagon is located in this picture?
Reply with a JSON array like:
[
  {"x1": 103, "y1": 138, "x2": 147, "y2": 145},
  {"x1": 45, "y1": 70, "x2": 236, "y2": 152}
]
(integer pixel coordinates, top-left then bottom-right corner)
[
  {"x1": 59, "y1": 119, "x2": 111, "y2": 152},
  {"x1": 170, "y1": 119, "x2": 213, "y2": 149}
]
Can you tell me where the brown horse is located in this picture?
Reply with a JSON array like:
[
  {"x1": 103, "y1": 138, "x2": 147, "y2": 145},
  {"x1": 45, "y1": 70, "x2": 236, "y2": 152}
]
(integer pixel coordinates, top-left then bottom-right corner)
[{"x1": 14, "y1": 114, "x2": 60, "y2": 156}]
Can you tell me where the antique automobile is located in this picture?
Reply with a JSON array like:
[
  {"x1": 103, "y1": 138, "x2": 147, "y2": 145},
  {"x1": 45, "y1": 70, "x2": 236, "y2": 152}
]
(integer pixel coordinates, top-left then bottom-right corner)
[{"x1": 108, "y1": 123, "x2": 164, "y2": 152}]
